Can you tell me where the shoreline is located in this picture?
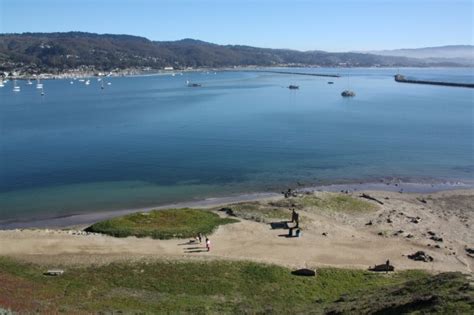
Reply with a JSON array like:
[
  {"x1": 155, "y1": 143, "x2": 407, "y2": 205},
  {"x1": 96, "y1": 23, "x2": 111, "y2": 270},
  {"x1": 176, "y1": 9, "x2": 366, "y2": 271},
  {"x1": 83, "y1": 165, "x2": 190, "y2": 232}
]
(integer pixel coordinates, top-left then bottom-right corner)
[
  {"x1": 1, "y1": 179, "x2": 472, "y2": 230},
  {"x1": 5, "y1": 65, "x2": 474, "y2": 81}
]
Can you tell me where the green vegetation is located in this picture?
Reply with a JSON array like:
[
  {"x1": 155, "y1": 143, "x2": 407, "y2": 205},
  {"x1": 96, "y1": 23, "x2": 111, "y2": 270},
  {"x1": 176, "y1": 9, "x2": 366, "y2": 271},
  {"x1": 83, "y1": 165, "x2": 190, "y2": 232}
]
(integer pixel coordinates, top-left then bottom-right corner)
[
  {"x1": 273, "y1": 193, "x2": 379, "y2": 213},
  {"x1": 85, "y1": 208, "x2": 238, "y2": 239},
  {"x1": 0, "y1": 32, "x2": 438, "y2": 74},
  {"x1": 0, "y1": 257, "x2": 471, "y2": 314},
  {"x1": 221, "y1": 193, "x2": 377, "y2": 224},
  {"x1": 221, "y1": 201, "x2": 290, "y2": 223}
]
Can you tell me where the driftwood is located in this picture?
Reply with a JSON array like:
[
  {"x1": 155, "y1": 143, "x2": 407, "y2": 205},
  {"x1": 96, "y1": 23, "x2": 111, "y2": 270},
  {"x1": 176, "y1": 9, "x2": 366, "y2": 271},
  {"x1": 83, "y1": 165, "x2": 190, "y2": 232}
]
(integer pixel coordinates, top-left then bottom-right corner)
[
  {"x1": 369, "y1": 264, "x2": 395, "y2": 272},
  {"x1": 408, "y1": 251, "x2": 433, "y2": 262},
  {"x1": 359, "y1": 193, "x2": 384, "y2": 205},
  {"x1": 291, "y1": 268, "x2": 316, "y2": 277},
  {"x1": 44, "y1": 269, "x2": 64, "y2": 276}
]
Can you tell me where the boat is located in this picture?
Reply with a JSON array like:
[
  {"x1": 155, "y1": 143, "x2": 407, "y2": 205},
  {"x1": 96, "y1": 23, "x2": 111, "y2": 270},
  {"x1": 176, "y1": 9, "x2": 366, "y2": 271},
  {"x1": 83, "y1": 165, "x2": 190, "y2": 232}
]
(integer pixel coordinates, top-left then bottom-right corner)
[
  {"x1": 36, "y1": 78, "x2": 43, "y2": 89},
  {"x1": 40, "y1": 87, "x2": 45, "y2": 96},
  {"x1": 78, "y1": 79, "x2": 85, "y2": 82},
  {"x1": 70, "y1": 81, "x2": 74, "y2": 84},
  {"x1": 341, "y1": 74, "x2": 355, "y2": 97},
  {"x1": 288, "y1": 85, "x2": 299, "y2": 89},
  {"x1": 13, "y1": 80, "x2": 20, "y2": 92},
  {"x1": 27, "y1": 79, "x2": 33, "y2": 85},
  {"x1": 100, "y1": 81, "x2": 104, "y2": 90},
  {"x1": 327, "y1": 81, "x2": 334, "y2": 84},
  {"x1": 0, "y1": 81, "x2": 4, "y2": 88},
  {"x1": 341, "y1": 90, "x2": 356, "y2": 97},
  {"x1": 85, "y1": 80, "x2": 90, "y2": 85},
  {"x1": 107, "y1": 82, "x2": 112, "y2": 85},
  {"x1": 187, "y1": 81, "x2": 202, "y2": 87}
]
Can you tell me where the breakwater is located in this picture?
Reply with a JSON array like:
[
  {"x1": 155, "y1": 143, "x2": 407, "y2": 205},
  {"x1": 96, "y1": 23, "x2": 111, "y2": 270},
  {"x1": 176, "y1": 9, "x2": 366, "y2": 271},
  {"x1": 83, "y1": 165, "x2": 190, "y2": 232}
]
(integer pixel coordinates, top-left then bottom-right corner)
[
  {"x1": 252, "y1": 70, "x2": 340, "y2": 78},
  {"x1": 394, "y1": 74, "x2": 474, "y2": 88}
]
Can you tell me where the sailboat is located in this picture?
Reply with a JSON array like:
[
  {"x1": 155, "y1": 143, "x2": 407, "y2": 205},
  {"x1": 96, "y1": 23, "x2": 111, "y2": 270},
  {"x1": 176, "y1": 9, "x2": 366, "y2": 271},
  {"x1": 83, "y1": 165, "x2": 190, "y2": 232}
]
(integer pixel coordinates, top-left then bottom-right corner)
[
  {"x1": 341, "y1": 74, "x2": 355, "y2": 97},
  {"x1": 13, "y1": 80, "x2": 21, "y2": 92},
  {"x1": 36, "y1": 78, "x2": 43, "y2": 89},
  {"x1": 85, "y1": 79, "x2": 90, "y2": 85},
  {"x1": 27, "y1": 79, "x2": 33, "y2": 85},
  {"x1": 0, "y1": 80, "x2": 4, "y2": 88},
  {"x1": 40, "y1": 87, "x2": 45, "y2": 96}
]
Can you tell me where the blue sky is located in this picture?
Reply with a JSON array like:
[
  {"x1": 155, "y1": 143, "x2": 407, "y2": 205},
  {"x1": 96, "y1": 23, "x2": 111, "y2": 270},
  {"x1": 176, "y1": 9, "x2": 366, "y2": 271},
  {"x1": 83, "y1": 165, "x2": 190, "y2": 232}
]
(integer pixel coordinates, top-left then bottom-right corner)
[{"x1": 0, "y1": 0, "x2": 472, "y2": 51}]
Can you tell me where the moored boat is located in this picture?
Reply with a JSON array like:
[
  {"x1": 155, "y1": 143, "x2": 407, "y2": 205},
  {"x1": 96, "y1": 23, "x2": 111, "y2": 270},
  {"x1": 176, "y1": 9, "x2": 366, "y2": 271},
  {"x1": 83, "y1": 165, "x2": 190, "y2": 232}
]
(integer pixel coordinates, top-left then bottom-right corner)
[{"x1": 341, "y1": 90, "x2": 355, "y2": 97}]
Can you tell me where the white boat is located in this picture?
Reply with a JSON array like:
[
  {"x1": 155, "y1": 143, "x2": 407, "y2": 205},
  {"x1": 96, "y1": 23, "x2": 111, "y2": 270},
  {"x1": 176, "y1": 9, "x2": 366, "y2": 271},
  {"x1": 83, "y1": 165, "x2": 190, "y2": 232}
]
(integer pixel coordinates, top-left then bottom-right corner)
[
  {"x1": 70, "y1": 81, "x2": 74, "y2": 84},
  {"x1": 78, "y1": 79, "x2": 85, "y2": 82},
  {"x1": 36, "y1": 79, "x2": 43, "y2": 89},
  {"x1": 27, "y1": 79, "x2": 33, "y2": 85},
  {"x1": 107, "y1": 82, "x2": 112, "y2": 85},
  {"x1": 13, "y1": 80, "x2": 20, "y2": 92},
  {"x1": 85, "y1": 80, "x2": 90, "y2": 85},
  {"x1": 0, "y1": 81, "x2": 4, "y2": 88}
]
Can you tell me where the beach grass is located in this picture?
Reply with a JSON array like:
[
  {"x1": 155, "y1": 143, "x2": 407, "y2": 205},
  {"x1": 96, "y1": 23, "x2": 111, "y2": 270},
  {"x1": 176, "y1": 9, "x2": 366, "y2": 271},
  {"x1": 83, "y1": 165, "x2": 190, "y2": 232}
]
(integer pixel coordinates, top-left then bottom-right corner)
[
  {"x1": 0, "y1": 257, "x2": 471, "y2": 314},
  {"x1": 220, "y1": 193, "x2": 377, "y2": 224},
  {"x1": 274, "y1": 193, "x2": 379, "y2": 213},
  {"x1": 85, "y1": 208, "x2": 238, "y2": 239},
  {"x1": 221, "y1": 201, "x2": 290, "y2": 222}
]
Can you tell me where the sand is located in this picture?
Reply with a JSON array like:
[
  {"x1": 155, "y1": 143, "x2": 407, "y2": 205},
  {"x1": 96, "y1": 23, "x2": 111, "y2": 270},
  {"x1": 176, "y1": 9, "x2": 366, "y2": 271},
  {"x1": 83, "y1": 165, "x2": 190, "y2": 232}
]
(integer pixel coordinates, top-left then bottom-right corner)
[{"x1": 0, "y1": 188, "x2": 472, "y2": 273}]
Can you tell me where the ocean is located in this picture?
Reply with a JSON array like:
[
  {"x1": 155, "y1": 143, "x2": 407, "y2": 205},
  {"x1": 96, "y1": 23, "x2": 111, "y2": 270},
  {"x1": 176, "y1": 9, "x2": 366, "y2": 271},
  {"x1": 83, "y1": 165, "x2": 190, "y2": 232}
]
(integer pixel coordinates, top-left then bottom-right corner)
[{"x1": 0, "y1": 68, "x2": 473, "y2": 223}]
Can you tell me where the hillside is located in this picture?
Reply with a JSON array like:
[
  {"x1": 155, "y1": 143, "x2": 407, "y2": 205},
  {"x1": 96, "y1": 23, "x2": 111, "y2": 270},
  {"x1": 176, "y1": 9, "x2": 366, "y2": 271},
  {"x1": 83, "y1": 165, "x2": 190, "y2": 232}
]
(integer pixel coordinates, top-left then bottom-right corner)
[
  {"x1": 366, "y1": 45, "x2": 474, "y2": 66},
  {"x1": 0, "y1": 32, "x2": 465, "y2": 74}
]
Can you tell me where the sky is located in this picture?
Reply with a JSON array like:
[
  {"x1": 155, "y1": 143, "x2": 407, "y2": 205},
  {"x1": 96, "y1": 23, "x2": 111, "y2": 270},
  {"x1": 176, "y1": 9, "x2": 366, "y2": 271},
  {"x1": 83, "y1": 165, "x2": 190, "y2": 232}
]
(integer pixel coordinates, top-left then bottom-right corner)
[{"x1": 0, "y1": 0, "x2": 472, "y2": 51}]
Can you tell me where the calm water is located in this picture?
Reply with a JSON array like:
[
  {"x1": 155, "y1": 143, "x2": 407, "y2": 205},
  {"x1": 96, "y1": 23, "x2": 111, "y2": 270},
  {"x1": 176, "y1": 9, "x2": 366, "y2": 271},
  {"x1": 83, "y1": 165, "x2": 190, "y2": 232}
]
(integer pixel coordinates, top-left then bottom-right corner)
[{"x1": 1, "y1": 68, "x2": 473, "y2": 222}]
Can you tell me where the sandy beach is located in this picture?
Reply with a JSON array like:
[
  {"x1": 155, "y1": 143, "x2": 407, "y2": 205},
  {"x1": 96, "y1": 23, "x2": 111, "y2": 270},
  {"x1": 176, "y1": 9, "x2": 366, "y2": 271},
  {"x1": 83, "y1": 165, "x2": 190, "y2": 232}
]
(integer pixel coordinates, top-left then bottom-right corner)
[{"x1": 1, "y1": 187, "x2": 472, "y2": 274}]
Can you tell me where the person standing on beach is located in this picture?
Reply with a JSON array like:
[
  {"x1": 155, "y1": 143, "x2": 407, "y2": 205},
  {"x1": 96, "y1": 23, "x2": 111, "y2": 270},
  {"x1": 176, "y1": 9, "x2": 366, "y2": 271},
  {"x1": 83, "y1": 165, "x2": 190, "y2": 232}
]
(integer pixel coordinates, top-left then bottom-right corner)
[
  {"x1": 206, "y1": 237, "x2": 211, "y2": 252},
  {"x1": 198, "y1": 233, "x2": 202, "y2": 243}
]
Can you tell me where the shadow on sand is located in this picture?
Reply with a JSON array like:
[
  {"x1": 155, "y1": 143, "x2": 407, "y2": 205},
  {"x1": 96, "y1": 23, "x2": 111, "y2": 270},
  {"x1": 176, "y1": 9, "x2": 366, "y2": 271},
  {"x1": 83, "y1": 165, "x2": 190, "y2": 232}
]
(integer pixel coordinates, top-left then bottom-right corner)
[
  {"x1": 178, "y1": 240, "x2": 200, "y2": 246},
  {"x1": 278, "y1": 234, "x2": 298, "y2": 238},
  {"x1": 270, "y1": 221, "x2": 289, "y2": 230}
]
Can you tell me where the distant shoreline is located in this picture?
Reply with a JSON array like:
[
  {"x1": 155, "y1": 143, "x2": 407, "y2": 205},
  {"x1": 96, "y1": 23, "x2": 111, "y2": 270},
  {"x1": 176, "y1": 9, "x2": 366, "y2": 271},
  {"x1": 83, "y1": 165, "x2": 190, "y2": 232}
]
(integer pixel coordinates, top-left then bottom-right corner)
[
  {"x1": 4, "y1": 65, "x2": 474, "y2": 81},
  {"x1": 1, "y1": 180, "x2": 472, "y2": 230}
]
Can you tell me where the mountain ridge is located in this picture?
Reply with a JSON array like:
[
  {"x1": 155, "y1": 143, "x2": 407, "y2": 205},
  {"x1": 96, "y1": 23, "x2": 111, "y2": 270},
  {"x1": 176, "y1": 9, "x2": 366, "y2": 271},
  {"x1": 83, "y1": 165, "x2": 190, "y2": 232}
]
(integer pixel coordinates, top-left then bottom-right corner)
[{"x1": 0, "y1": 32, "x2": 470, "y2": 74}]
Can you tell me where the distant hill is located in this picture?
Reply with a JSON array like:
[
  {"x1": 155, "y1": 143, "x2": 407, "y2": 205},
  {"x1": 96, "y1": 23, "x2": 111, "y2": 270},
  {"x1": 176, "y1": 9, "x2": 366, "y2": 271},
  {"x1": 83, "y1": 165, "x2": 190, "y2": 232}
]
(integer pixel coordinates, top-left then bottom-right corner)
[
  {"x1": 365, "y1": 45, "x2": 474, "y2": 66},
  {"x1": 0, "y1": 32, "x2": 469, "y2": 74}
]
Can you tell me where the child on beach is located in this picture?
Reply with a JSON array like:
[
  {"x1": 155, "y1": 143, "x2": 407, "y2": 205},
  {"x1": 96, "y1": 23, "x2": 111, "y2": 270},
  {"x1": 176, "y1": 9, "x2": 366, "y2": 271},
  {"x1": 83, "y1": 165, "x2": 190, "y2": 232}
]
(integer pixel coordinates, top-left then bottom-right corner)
[{"x1": 205, "y1": 237, "x2": 210, "y2": 252}]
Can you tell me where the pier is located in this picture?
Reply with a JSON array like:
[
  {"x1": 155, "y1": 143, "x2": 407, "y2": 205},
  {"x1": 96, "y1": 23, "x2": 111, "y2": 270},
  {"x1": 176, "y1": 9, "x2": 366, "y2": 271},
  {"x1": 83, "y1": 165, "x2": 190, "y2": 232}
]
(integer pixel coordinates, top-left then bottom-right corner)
[{"x1": 394, "y1": 74, "x2": 474, "y2": 88}]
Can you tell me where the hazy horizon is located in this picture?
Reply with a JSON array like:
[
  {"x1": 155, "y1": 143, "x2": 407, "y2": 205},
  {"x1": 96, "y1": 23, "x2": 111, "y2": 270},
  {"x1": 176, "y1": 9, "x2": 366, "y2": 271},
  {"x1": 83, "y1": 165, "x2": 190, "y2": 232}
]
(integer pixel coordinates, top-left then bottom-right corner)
[{"x1": 1, "y1": 0, "x2": 472, "y2": 52}]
